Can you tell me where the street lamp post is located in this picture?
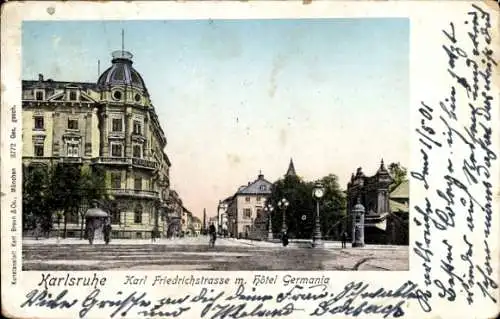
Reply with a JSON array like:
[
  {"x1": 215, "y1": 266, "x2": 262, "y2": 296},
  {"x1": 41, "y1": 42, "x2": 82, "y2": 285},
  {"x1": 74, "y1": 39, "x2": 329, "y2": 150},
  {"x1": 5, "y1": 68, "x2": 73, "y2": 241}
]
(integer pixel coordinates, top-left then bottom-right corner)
[
  {"x1": 264, "y1": 204, "x2": 274, "y2": 240},
  {"x1": 232, "y1": 218, "x2": 236, "y2": 238},
  {"x1": 312, "y1": 182, "x2": 325, "y2": 248},
  {"x1": 250, "y1": 218, "x2": 254, "y2": 241},
  {"x1": 217, "y1": 201, "x2": 221, "y2": 235},
  {"x1": 277, "y1": 198, "x2": 289, "y2": 233}
]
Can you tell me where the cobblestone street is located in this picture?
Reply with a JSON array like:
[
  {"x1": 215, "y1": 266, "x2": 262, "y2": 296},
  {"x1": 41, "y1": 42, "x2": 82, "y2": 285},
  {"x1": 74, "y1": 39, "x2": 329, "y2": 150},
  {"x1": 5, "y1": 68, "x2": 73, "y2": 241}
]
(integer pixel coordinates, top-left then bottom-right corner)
[{"x1": 23, "y1": 236, "x2": 408, "y2": 271}]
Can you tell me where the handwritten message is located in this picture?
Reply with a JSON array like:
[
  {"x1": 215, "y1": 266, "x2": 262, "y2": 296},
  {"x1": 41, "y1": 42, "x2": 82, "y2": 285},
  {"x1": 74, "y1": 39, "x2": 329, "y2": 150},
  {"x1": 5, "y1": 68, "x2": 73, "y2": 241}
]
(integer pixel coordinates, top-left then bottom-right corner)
[
  {"x1": 21, "y1": 279, "x2": 431, "y2": 318},
  {"x1": 412, "y1": 3, "x2": 498, "y2": 312}
]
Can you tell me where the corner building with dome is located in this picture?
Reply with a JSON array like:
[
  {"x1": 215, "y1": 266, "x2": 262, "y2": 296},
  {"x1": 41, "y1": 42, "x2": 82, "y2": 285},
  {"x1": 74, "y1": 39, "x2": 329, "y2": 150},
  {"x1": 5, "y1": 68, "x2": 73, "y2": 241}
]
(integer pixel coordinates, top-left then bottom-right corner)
[{"x1": 22, "y1": 50, "x2": 174, "y2": 239}]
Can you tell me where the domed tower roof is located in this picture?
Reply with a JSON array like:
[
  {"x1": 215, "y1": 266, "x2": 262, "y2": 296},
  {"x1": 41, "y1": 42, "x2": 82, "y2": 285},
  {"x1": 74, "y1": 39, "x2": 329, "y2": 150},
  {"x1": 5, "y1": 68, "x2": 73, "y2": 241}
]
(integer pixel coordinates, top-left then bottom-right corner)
[{"x1": 97, "y1": 50, "x2": 147, "y2": 91}]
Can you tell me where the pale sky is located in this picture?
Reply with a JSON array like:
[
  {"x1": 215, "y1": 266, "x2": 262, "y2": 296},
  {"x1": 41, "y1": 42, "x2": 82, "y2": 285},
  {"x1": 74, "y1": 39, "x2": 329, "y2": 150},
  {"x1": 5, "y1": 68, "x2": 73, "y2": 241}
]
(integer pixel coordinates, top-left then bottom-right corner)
[{"x1": 23, "y1": 19, "x2": 409, "y2": 219}]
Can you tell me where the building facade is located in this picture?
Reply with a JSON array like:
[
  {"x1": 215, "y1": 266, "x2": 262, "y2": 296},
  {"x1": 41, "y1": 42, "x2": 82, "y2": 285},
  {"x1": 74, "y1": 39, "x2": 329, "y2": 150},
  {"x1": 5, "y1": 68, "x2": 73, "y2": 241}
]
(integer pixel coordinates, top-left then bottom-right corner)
[
  {"x1": 386, "y1": 180, "x2": 409, "y2": 245},
  {"x1": 226, "y1": 172, "x2": 273, "y2": 238},
  {"x1": 164, "y1": 190, "x2": 183, "y2": 238},
  {"x1": 217, "y1": 197, "x2": 231, "y2": 237},
  {"x1": 22, "y1": 50, "x2": 176, "y2": 239},
  {"x1": 192, "y1": 216, "x2": 202, "y2": 236},
  {"x1": 346, "y1": 160, "x2": 409, "y2": 245},
  {"x1": 180, "y1": 206, "x2": 195, "y2": 236}
]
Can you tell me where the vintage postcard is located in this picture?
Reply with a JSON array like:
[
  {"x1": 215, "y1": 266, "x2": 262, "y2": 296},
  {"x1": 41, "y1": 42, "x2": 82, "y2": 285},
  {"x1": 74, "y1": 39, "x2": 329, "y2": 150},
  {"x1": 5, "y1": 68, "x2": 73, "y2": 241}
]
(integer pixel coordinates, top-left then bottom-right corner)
[{"x1": 1, "y1": 1, "x2": 498, "y2": 318}]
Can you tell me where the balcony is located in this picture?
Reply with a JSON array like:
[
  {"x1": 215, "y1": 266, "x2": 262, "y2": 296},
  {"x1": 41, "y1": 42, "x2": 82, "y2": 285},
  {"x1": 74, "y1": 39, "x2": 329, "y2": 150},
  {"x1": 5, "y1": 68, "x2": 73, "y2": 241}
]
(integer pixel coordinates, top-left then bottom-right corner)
[
  {"x1": 131, "y1": 133, "x2": 146, "y2": 143},
  {"x1": 132, "y1": 158, "x2": 157, "y2": 170},
  {"x1": 59, "y1": 157, "x2": 83, "y2": 164},
  {"x1": 108, "y1": 131, "x2": 125, "y2": 140},
  {"x1": 92, "y1": 157, "x2": 157, "y2": 170},
  {"x1": 93, "y1": 157, "x2": 131, "y2": 165},
  {"x1": 107, "y1": 188, "x2": 160, "y2": 199}
]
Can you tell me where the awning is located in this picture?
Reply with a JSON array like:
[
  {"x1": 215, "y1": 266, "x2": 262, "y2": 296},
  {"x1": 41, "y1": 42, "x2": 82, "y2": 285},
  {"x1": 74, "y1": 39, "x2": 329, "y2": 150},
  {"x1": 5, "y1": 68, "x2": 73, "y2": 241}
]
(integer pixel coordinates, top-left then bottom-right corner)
[{"x1": 365, "y1": 212, "x2": 389, "y2": 231}]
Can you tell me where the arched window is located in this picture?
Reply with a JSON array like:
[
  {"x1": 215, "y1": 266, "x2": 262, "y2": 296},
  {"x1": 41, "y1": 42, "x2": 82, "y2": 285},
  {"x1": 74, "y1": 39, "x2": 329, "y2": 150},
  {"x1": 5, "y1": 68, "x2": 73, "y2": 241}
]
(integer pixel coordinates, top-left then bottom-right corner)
[{"x1": 134, "y1": 205, "x2": 143, "y2": 224}]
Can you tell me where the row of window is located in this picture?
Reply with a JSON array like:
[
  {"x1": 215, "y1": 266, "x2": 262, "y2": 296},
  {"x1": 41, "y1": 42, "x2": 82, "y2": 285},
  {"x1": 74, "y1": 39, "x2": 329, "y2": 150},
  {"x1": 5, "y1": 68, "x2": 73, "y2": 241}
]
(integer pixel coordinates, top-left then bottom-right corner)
[
  {"x1": 32, "y1": 142, "x2": 144, "y2": 158},
  {"x1": 32, "y1": 116, "x2": 143, "y2": 135},
  {"x1": 112, "y1": 90, "x2": 142, "y2": 103},
  {"x1": 33, "y1": 140, "x2": 81, "y2": 157},
  {"x1": 32, "y1": 141, "x2": 148, "y2": 159},
  {"x1": 32, "y1": 89, "x2": 143, "y2": 103},
  {"x1": 111, "y1": 173, "x2": 150, "y2": 191},
  {"x1": 34, "y1": 90, "x2": 78, "y2": 101},
  {"x1": 245, "y1": 196, "x2": 263, "y2": 202},
  {"x1": 34, "y1": 116, "x2": 78, "y2": 130},
  {"x1": 242, "y1": 208, "x2": 263, "y2": 219},
  {"x1": 111, "y1": 118, "x2": 143, "y2": 135},
  {"x1": 65, "y1": 210, "x2": 148, "y2": 224},
  {"x1": 110, "y1": 143, "x2": 143, "y2": 158}
]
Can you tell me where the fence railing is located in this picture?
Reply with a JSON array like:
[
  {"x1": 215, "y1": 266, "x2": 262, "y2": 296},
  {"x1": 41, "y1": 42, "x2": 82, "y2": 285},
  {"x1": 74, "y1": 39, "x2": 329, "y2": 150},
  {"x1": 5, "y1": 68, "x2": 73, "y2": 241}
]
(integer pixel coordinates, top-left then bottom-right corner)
[
  {"x1": 92, "y1": 157, "x2": 158, "y2": 170},
  {"x1": 107, "y1": 188, "x2": 159, "y2": 199}
]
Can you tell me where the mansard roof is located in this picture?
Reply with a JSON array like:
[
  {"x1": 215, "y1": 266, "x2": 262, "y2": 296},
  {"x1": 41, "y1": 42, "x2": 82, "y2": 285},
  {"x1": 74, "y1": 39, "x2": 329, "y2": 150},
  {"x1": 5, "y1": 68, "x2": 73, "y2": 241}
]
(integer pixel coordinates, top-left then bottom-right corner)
[
  {"x1": 23, "y1": 79, "x2": 98, "y2": 91},
  {"x1": 236, "y1": 173, "x2": 273, "y2": 195}
]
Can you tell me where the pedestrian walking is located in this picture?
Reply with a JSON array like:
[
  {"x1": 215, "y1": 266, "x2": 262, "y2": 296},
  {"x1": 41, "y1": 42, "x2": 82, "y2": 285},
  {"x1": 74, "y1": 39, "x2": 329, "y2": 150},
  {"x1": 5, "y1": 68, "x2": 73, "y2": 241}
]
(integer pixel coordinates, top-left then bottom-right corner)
[
  {"x1": 282, "y1": 231, "x2": 289, "y2": 247},
  {"x1": 104, "y1": 219, "x2": 112, "y2": 245},
  {"x1": 34, "y1": 222, "x2": 42, "y2": 240},
  {"x1": 341, "y1": 231, "x2": 348, "y2": 248},
  {"x1": 151, "y1": 226, "x2": 157, "y2": 243},
  {"x1": 208, "y1": 223, "x2": 217, "y2": 247},
  {"x1": 86, "y1": 224, "x2": 94, "y2": 245}
]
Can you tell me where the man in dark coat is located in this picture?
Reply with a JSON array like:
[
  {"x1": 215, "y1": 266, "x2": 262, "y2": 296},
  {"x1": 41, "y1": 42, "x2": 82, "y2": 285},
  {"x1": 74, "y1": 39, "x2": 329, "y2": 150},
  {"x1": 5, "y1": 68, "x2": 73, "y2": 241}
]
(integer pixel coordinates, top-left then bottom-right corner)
[
  {"x1": 151, "y1": 226, "x2": 158, "y2": 243},
  {"x1": 341, "y1": 231, "x2": 348, "y2": 248},
  {"x1": 208, "y1": 224, "x2": 217, "y2": 247},
  {"x1": 104, "y1": 219, "x2": 112, "y2": 245},
  {"x1": 282, "y1": 231, "x2": 289, "y2": 247}
]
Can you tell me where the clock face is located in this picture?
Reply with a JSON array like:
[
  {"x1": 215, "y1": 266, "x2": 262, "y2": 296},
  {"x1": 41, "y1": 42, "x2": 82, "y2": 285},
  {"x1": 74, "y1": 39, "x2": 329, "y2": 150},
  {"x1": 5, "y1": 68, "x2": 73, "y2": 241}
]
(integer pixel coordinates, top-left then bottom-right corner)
[{"x1": 315, "y1": 189, "x2": 324, "y2": 198}]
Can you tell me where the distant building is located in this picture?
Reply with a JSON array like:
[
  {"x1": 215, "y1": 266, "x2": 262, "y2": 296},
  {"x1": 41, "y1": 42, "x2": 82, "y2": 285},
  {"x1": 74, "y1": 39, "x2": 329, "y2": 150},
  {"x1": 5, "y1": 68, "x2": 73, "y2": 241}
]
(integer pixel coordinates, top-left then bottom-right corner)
[
  {"x1": 192, "y1": 216, "x2": 202, "y2": 236},
  {"x1": 217, "y1": 197, "x2": 231, "y2": 236},
  {"x1": 226, "y1": 172, "x2": 273, "y2": 238},
  {"x1": 180, "y1": 207, "x2": 195, "y2": 236},
  {"x1": 164, "y1": 190, "x2": 183, "y2": 238},
  {"x1": 346, "y1": 160, "x2": 409, "y2": 245}
]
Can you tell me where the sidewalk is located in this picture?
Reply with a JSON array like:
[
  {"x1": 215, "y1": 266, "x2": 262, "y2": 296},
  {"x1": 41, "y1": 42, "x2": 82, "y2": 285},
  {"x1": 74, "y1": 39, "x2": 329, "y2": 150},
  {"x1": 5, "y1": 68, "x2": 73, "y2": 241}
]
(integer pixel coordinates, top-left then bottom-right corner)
[
  {"x1": 23, "y1": 236, "x2": 213, "y2": 246},
  {"x1": 223, "y1": 238, "x2": 407, "y2": 250},
  {"x1": 22, "y1": 236, "x2": 277, "y2": 247},
  {"x1": 23, "y1": 236, "x2": 408, "y2": 250}
]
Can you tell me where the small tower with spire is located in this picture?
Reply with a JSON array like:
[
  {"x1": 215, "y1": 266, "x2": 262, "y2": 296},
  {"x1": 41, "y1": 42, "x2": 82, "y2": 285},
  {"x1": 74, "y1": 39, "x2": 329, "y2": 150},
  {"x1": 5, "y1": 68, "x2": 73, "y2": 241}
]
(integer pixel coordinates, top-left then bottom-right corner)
[{"x1": 285, "y1": 158, "x2": 297, "y2": 177}]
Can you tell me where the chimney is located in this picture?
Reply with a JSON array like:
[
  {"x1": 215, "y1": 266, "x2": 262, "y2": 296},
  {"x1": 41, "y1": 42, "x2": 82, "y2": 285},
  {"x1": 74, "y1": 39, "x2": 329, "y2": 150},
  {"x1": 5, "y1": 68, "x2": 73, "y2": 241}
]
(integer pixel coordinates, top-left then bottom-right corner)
[{"x1": 38, "y1": 73, "x2": 44, "y2": 82}]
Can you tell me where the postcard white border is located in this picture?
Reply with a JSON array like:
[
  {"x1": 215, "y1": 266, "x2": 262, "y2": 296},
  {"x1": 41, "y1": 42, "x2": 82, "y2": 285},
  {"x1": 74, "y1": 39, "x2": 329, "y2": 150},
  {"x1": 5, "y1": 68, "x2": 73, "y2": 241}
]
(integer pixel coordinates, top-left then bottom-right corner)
[{"x1": 1, "y1": 1, "x2": 499, "y2": 319}]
